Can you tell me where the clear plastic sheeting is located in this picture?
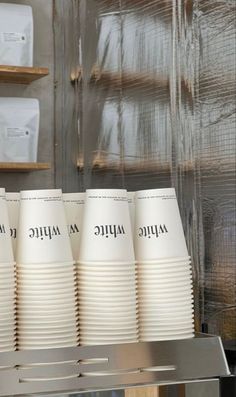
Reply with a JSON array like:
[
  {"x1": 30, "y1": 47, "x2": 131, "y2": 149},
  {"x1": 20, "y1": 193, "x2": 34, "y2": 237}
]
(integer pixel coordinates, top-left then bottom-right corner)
[{"x1": 62, "y1": 0, "x2": 236, "y2": 340}]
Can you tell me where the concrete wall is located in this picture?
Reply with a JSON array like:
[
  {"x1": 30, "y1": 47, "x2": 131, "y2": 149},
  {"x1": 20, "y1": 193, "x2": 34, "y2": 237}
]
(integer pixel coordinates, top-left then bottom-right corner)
[{"x1": 0, "y1": 0, "x2": 55, "y2": 191}]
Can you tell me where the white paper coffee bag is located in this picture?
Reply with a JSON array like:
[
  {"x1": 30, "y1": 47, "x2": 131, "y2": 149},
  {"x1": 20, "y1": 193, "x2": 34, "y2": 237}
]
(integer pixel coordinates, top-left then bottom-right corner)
[
  {"x1": 0, "y1": 3, "x2": 33, "y2": 66},
  {"x1": 0, "y1": 98, "x2": 40, "y2": 162}
]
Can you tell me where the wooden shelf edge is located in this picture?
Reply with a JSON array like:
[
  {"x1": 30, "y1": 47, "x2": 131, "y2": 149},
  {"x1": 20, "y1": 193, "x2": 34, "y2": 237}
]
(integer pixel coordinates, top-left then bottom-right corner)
[
  {"x1": 0, "y1": 162, "x2": 51, "y2": 172},
  {"x1": 0, "y1": 65, "x2": 49, "y2": 84}
]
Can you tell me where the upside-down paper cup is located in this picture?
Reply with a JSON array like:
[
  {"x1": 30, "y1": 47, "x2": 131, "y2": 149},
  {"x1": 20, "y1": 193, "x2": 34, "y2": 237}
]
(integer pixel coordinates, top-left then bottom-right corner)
[
  {"x1": 16, "y1": 190, "x2": 73, "y2": 264},
  {"x1": 6, "y1": 192, "x2": 20, "y2": 257},
  {"x1": 79, "y1": 189, "x2": 135, "y2": 263},
  {"x1": 63, "y1": 192, "x2": 85, "y2": 260},
  {"x1": 135, "y1": 188, "x2": 188, "y2": 261},
  {"x1": 0, "y1": 189, "x2": 14, "y2": 263}
]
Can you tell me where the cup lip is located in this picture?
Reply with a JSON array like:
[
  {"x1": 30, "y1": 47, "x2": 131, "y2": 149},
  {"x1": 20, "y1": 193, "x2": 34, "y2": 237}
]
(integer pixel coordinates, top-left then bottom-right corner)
[
  {"x1": 78, "y1": 292, "x2": 137, "y2": 297},
  {"x1": 80, "y1": 338, "x2": 138, "y2": 343},
  {"x1": 78, "y1": 261, "x2": 136, "y2": 266},
  {"x1": 78, "y1": 300, "x2": 137, "y2": 305},
  {"x1": 0, "y1": 262, "x2": 16, "y2": 267},
  {"x1": 138, "y1": 286, "x2": 193, "y2": 293},
  {"x1": 139, "y1": 324, "x2": 194, "y2": 330},
  {"x1": 18, "y1": 318, "x2": 79, "y2": 324},
  {"x1": 140, "y1": 316, "x2": 194, "y2": 322},
  {"x1": 17, "y1": 277, "x2": 76, "y2": 284},
  {"x1": 17, "y1": 300, "x2": 76, "y2": 307},
  {"x1": 16, "y1": 293, "x2": 77, "y2": 300},
  {"x1": 18, "y1": 316, "x2": 79, "y2": 322},
  {"x1": 138, "y1": 265, "x2": 191, "y2": 272},
  {"x1": 139, "y1": 295, "x2": 194, "y2": 305},
  {"x1": 17, "y1": 261, "x2": 75, "y2": 267},
  {"x1": 139, "y1": 298, "x2": 194, "y2": 305},
  {"x1": 139, "y1": 334, "x2": 194, "y2": 341},
  {"x1": 16, "y1": 275, "x2": 76, "y2": 282},
  {"x1": 138, "y1": 279, "x2": 192, "y2": 287},
  {"x1": 79, "y1": 307, "x2": 138, "y2": 313},
  {"x1": 17, "y1": 296, "x2": 77, "y2": 301},
  {"x1": 78, "y1": 280, "x2": 137, "y2": 286},
  {"x1": 17, "y1": 281, "x2": 77, "y2": 288},
  {"x1": 140, "y1": 316, "x2": 195, "y2": 322},
  {"x1": 18, "y1": 342, "x2": 78, "y2": 348},
  {"x1": 78, "y1": 271, "x2": 136, "y2": 276},
  {"x1": 80, "y1": 331, "x2": 138, "y2": 337},
  {"x1": 138, "y1": 256, "x2": 191, "y2": 264},
  {"x1": 19, "y1": 334, "x2": 78, "y2": 341},
  {"x1": 80, "y1": 325, "x2": 138, "y2": 331}
]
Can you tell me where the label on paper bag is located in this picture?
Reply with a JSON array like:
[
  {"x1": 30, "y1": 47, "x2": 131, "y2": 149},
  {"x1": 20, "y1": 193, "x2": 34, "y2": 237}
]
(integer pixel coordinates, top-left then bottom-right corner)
[
  {"x1": 0, "y1": 32, "x2": 26, "y2": 43},
  {"x1": 6, "y1": 127, "x2": 30, "y2": 138}
]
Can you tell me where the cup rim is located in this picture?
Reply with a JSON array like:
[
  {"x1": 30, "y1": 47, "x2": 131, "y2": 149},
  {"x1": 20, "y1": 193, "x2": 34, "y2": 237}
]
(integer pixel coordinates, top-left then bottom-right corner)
[
  {"x1": 139, "y1": 334, "x2": 194, "y2": 341},
  {"x1": 78, "y1": 261, "x2": 136, "y2": 266},
  {"x1": 17, "y1": 261, "x2": 75, "y2": 267},
  {"x1": 137, "y1": 257, "x2": 190, "y2": 264}
]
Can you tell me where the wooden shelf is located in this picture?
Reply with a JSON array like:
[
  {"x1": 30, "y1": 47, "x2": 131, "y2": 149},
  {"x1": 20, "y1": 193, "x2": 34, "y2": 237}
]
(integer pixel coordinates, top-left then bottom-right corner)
[
  {"x1": 0, "y1": 162, "x2": 51, "y2": 172},
  {"x1": 0, "y1": 65, "x2": 49, "y2": 84}
]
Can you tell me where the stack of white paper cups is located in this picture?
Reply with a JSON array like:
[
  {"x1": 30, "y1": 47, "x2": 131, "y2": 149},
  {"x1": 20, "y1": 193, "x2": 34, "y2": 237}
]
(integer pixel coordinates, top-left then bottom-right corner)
[
  {"x1": 78, "y1": 189, "x2": 138, "y2": 375},
  {"x1": 63, "y1": 192, "x2": 85, "y2": 261},
  {"x1": 16, "y1": 190, "x2": 79, "y2": 353},
  {"x1": 0, "y1": 188, "x2": 16, "y2": 359},
  {"x1": 6, "y1": 192, "x2": 20, "y2": 259},
  {"x1": 135, "y1": 188, "x2": 194, "y2": 341}
]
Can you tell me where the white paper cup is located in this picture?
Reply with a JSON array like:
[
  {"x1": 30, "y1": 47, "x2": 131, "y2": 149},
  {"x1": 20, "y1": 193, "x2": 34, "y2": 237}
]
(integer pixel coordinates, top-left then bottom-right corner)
[
  {"x1": 63, "y1": 192, "x2": 85, "y2": 260},
  {"x1": 135, "y1": 188, "x2": 189, "y2": 261},
  {"x1": 16, "y1": 189, "x2": 73, "y2": 264},
  {"x1": 6, "y1": 192, "x2": 20, "y2": 258},
  {"x1": 79, "y1": 189, "x2": 135, "y2": 263},
  {"x1": 0, "y1": 189, "x2": 14, "y2": 263}
]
